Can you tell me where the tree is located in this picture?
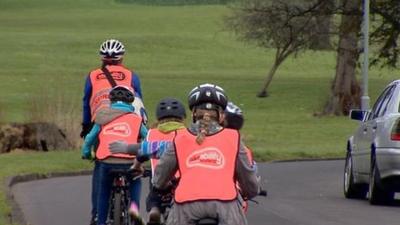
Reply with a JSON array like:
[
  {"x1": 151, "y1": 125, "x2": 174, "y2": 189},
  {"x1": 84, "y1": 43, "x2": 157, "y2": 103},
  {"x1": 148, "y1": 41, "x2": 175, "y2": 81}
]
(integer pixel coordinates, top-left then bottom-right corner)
[
  {"x1": 226, "y1": 0, "x2": 327, "y2": 97},
  {"x1": 370, "y1": 0, "x2": 400, "y2": 68},
  {"x1": 323, "y1": 0, "x2": 400, "y2": 115},
  {"x1": 322, "y1": 0, "x2": 362, "y2": 115},
  {"x1": 310, "y1": 0, "x2": 335, "y2": 50},
  {"x1": 227, "y1": 0, "x2": 400, "y2": 115}
]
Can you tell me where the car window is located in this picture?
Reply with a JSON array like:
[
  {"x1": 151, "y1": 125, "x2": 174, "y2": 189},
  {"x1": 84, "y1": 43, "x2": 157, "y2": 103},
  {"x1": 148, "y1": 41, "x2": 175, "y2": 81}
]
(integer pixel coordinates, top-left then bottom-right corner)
[
  {"x1": 362, "y1": 111, "x2": 371, "y2": 122},
  {"x1": 370, "y1": 85, "x2": 395, "y2": 119},
  {"x1": 379, "y1": 86, "x2": 396, "y2": 116},
  {"x1": 369, "y1": 86, "x2": 394, "y2": 119}
]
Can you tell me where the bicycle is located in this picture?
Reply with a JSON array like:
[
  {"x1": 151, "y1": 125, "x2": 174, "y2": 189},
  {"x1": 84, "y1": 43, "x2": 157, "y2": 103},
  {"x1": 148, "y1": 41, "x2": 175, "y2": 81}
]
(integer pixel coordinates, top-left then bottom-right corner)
[
  {"x1": 108, "y1": 168, "x2": 146, "y2": 225},
  {"x1": 142, "y1": 166, "x2": 267, "y2": 225},
  {"x1": 151, "y1": 184, "x2": 267, "y2": 225},
  {"x1": 192, "y1": 188, "x2": 267, "y2": 225}
]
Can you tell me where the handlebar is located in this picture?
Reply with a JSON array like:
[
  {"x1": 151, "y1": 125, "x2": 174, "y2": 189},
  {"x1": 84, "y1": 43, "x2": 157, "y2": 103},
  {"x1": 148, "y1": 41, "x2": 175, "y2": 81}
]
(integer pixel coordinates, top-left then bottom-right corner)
[{"x1": 130, "y1": 168, "x2": 152, "y2": 180}]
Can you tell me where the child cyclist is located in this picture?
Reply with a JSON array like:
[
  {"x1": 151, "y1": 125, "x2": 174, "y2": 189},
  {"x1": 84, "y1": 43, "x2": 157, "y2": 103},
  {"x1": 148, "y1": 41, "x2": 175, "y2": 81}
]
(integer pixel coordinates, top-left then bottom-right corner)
[
  {"x1": 81, "y1": 85, "x2": 148, "y2": 225},
  {"x1": 224, "y1": 101, "x2": 255, "y2": 167},
  {"x1": 141, "y1": 97, "x2": 186, "y2": 225},
  {"x1": 225, "y1": 101, "x2": 265, "y2": 212},
  {"x1": 109, "y1": 97, "x2": 186, "y2": 225},
  {"x1": 109, "y1": 83, "x2": 259, "y2": 225}
]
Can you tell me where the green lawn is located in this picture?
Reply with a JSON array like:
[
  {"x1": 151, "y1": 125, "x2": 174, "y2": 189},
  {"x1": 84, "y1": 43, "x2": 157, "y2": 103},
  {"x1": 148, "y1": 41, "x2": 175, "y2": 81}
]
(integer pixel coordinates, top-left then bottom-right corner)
[{"x1": 0, "y1": 0, "x2": 399, "y2": 224}]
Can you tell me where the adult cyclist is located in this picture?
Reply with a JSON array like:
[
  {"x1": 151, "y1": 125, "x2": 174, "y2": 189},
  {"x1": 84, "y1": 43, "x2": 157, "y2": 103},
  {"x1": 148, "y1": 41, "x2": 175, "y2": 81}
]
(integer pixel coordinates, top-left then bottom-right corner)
[
  {"x1": 80, "y1": 39, "x2": 145, "y2": 225},
  {"x1": 81, "y1": 39, "x2": 144, "y2": 138}
]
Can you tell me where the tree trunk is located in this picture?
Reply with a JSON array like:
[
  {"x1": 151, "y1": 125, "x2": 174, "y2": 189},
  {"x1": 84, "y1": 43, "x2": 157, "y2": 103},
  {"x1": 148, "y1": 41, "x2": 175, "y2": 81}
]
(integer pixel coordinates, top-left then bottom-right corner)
[
  {"x1": 323, "y1": 0, "x2": 362, "y2": 116},
  {"x1": 257, "y1": 60, "x2": 281, "y2": 98},
  {"x1": 257, "y1": 46, "x2": 292, "y2": 97},
  {"x1": 310, "y1": 0, "x2": 335, "y2": 50}
]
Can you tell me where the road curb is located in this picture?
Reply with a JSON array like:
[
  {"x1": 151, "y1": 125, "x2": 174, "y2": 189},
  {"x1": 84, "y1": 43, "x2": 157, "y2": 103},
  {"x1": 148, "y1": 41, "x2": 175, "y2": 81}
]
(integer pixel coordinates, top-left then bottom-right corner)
[
  {"x1": 4, "y1": 170, "x2": 92, "y2": 225},
  {"x1": 272, "y1": 157, "x2": 344, "y2": 163}
]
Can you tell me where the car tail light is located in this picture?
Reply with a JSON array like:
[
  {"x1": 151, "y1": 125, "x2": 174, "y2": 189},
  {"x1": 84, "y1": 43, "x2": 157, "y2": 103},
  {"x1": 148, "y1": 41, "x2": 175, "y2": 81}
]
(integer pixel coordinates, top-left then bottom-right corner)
[{"x1": 391, "y1": 118, "x2": 400, "y2": 140}]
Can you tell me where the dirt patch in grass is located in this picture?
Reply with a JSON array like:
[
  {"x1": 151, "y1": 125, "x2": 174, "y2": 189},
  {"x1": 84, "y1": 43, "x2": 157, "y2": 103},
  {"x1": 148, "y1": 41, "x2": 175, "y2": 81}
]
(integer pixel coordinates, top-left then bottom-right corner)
[{"x1": 0, "y1": 122, "x2": 74, "y2": 153}]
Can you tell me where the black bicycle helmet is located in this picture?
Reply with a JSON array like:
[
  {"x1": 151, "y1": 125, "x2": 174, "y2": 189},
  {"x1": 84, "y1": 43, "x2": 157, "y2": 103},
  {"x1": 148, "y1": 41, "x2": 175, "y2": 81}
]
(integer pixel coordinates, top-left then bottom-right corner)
[
  {"x1": 225, "y1": 102, "x2": 244, "y2": 130},
  {"x1": 99, "y1": 39, "x2": 125, "y2": 60},
  {"x1": 156, "y1": 97, "x2": 186, "y2": 120},
  {"x1": 188, "y1": 83, "x2": 228, "y2": 111},
  {"x1": 109, "y1": 85, "x2": 135, "y2": 103}
]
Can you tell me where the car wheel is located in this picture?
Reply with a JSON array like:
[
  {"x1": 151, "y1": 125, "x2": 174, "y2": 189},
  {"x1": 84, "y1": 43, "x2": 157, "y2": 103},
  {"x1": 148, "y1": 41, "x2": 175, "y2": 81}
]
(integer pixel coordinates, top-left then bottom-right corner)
[
  {"x1": 368, "y1": 156, "x2": 394, "y2": 205},
  {"x1": 344, "y1": 152, "x2": 368, "y2": 199}
]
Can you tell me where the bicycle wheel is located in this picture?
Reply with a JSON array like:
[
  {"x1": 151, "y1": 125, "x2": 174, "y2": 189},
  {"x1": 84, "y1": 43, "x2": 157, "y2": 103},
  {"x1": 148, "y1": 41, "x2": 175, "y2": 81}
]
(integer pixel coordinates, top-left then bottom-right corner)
[{"x1": 113, "y1": 192, "x2": 123, "y2": 225}]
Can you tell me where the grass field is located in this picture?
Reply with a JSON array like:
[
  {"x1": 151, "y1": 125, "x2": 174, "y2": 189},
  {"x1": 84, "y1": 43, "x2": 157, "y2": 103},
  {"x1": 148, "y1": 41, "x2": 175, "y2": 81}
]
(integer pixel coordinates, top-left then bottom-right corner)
[{"x1": 0, "y1": 0, "x2": 399, "y2": 224}]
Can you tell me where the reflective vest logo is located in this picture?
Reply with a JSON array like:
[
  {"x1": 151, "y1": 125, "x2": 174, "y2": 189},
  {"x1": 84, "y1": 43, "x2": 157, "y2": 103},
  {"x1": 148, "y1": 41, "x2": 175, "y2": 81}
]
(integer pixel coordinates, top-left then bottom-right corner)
[
  {"x1": 96, "y1": 72, "x2": 126, "y2": 81},
  {"x1": 92, "y1": 89, "x2": 109, "y2": 106},
  {"x1": 186, "y1": 147, "x2": 225, "y2": 169},
  {"x1": 103, "y1": 122, "x2": 131, "y2": 137}
]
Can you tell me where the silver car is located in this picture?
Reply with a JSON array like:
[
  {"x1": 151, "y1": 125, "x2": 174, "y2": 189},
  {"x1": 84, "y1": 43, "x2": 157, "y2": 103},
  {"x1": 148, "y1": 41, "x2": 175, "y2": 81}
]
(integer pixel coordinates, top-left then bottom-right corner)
[{"x1": 344, "y1": 79, "x2": 400, "y2": 205}]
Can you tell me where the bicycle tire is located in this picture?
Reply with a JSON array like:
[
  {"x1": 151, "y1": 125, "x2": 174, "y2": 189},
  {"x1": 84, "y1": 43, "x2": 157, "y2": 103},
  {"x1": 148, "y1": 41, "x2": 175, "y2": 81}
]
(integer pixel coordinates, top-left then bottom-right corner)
[{"x1": 113, "y1": 192, "x2": 123, "y2": 225}]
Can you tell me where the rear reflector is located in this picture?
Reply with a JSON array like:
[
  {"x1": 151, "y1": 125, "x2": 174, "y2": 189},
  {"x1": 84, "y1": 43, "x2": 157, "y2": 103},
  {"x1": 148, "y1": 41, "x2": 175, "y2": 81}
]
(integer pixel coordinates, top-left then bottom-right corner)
[{"x1": 391, "y1": 133, "x2": 400, "y2": 141}]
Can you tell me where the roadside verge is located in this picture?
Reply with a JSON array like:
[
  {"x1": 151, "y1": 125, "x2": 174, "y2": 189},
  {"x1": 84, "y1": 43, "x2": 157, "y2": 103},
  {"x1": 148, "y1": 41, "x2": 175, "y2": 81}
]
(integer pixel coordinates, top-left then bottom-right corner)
[{"x1": 4, "y1": 170, "x2": 92, "y2": 225}]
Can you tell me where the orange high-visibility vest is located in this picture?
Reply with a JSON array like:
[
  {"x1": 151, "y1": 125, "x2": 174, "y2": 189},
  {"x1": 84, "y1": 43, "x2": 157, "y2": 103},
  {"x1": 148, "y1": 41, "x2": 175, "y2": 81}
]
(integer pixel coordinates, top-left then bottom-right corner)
[
  {"x1": 89, "y1": 65, "x2": 133, "y2": 119},
  {"x1": 174, "y1": 128, "x2": 239, "y2": 203},
  {"x1": 147, "y1": 128, "x2": 182, "y2": 177},
  {"x1": 96, "y1": 113, "x2": 142, "y2": 160}
]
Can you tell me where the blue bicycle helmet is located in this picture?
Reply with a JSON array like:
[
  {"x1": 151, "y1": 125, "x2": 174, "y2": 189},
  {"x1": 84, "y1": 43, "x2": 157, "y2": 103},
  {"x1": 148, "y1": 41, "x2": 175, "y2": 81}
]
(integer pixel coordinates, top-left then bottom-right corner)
[{"x1": 156, "y1": 97, "x2": 186, "y2": 120}]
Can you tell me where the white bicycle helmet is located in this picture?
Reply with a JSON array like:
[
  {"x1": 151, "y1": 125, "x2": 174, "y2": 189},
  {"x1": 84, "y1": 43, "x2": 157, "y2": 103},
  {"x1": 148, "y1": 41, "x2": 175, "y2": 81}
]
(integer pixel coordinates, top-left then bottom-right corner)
[
  {"x1": 99, "y1": 39, "x2": 125, "y2": 60},
  {"x1": 225, "y1": 102, "x2": 244, "y2": 130}
]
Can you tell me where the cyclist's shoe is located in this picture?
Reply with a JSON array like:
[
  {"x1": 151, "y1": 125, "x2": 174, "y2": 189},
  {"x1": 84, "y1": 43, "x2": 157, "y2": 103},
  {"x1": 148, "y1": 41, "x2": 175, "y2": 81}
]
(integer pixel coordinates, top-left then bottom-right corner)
[
  {"x1": 148, "y1": 207, "x2": 161, "y2": 224},
  {"x1": 89, "y1": 215, "x2": 97, "y2": 225},
  {"x1": 130, "y1": 202, "x2": 146, "y2": 225},
  {"x1": 129, "y1": 202, "x2": 140, "y2": 219}
]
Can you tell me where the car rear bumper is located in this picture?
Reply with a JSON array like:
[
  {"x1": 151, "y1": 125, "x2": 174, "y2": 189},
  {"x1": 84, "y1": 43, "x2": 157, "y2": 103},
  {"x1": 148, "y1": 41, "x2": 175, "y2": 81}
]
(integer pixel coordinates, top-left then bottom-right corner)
[
  {"x1": 376, "y1": 147, "x2": 400, "y2": 179},
  {"x1": 377, "y1": 148, "x2": 400, "y2": 191}
]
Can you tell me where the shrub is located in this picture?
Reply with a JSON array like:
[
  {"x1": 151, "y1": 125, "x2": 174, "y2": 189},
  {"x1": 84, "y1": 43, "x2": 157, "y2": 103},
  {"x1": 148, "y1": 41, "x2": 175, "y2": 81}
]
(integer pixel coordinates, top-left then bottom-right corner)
[{"x1": 26, "y1": 88, "x2": 81, "y2": 149}]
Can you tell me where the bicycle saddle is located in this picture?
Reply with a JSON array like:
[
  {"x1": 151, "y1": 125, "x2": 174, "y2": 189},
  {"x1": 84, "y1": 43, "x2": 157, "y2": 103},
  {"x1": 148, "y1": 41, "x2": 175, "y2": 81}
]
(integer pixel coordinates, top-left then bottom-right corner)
[{"x1": 197, "y1": 217, "x2": 218, "y2": 225}]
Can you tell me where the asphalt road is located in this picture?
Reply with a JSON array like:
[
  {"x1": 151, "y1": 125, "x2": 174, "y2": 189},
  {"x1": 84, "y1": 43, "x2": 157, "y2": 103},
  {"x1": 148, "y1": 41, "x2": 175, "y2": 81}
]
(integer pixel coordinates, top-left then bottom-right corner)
[{"x1": 12, "y1": 160, "x2": 400, "y2": 225}]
